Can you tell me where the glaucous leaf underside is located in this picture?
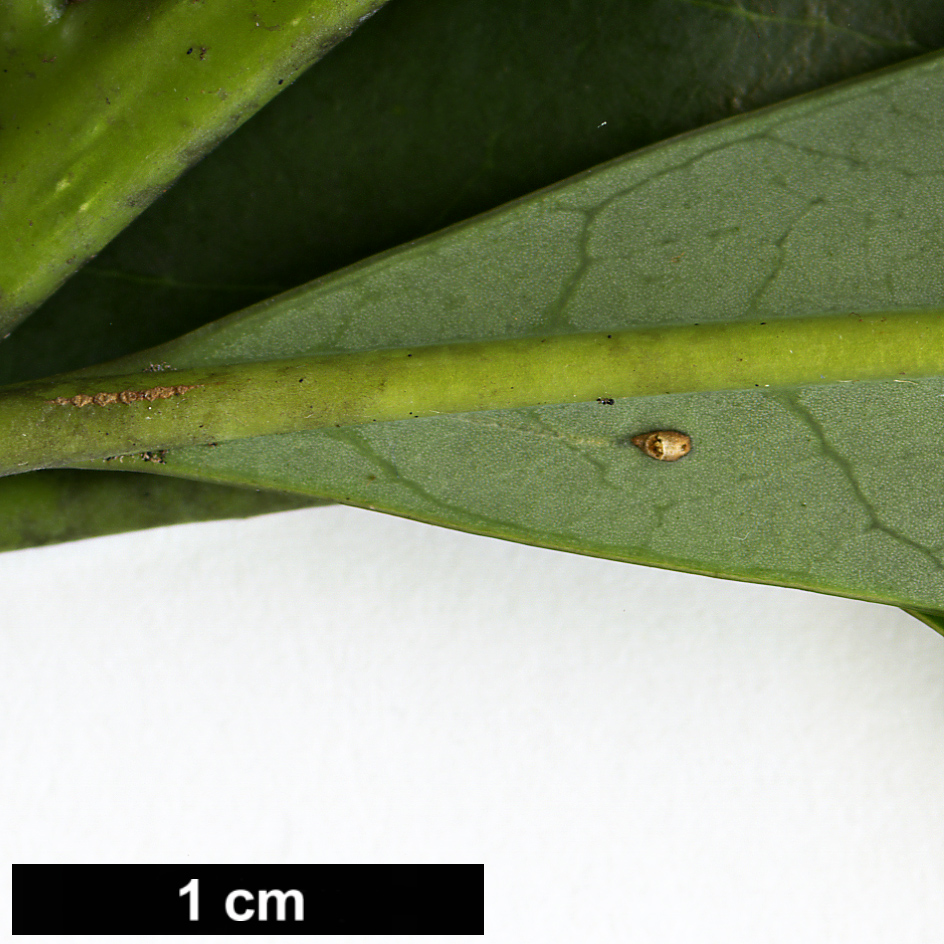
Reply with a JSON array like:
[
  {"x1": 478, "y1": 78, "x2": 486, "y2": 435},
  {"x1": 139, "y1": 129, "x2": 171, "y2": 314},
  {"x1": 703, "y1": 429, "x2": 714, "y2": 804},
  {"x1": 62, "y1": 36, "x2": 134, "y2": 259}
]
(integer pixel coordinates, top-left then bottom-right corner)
[{"x1": 87, "y1": 49, "x2": 944, "y2": 612}]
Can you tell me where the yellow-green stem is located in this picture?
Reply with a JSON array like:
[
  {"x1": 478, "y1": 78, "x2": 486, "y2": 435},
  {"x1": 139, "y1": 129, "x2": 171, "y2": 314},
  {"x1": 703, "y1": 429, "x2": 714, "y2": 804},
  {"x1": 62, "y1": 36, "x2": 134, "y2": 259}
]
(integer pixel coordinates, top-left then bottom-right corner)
[{"x1": 1, "y1": 309, "x2": 942, "y2": 477}]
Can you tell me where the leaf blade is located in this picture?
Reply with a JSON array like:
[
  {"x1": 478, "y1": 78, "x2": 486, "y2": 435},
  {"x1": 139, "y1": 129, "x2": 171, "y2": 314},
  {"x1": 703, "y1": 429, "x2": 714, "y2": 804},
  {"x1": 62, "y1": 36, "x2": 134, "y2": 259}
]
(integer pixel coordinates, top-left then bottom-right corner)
[
  {"x1": 5, "y1": 0, "x2": 944, "y2": 554},
  {"x1": 0, "y1": 0, "x2": 385, "y2": 332},
  {"x1": 93, "y1": 49, "x2": 944, "y2": 609},
  {"x1": 0, "y1": 469, "x2": 319, "y2": 554}
]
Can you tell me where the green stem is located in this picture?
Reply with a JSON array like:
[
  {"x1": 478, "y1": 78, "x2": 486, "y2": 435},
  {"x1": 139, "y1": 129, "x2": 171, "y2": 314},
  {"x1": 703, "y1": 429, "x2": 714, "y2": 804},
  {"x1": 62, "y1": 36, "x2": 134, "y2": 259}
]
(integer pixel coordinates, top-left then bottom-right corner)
[{"x1": 1, "y1": 309, "x2": 942, "y2": 477}]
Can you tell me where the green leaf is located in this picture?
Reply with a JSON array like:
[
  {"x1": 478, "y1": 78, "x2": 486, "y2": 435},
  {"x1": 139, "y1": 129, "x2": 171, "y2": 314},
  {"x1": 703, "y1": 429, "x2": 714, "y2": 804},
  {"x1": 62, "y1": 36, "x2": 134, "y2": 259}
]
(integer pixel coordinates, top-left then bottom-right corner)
[
  {"x1": 4, "y1": 0, "x2": 940, "y2": 386},
  {"x1": 0, "y1": 469, "x2": 317, "y2": 553},
  {"x1": 3, "y1": 0, "x2": 944, "y2": 553},
  {"x1": 903, "y1": 607, "x2": 944, "y2": 636},
  {"x1": 44, "y1": 48, "x2": 944, "y2": 611},
  {"x1": 0, "y1": 0, "x2": 384, "y2": 332}
]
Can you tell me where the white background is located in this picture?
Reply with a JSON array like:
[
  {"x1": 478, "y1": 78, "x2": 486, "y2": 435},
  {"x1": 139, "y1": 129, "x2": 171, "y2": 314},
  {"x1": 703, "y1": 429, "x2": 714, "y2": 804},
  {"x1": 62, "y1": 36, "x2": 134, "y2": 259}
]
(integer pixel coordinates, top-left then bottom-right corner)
[{"x1": 1, "y1": 503, "x2": 942, "y2": 943}]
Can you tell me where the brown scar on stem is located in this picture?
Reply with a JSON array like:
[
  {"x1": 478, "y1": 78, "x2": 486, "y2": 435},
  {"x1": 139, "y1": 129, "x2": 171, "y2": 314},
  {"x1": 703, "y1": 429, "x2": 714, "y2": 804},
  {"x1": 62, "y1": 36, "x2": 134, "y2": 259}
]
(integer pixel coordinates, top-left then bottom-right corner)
[
  {"x1": 103, "y1": 450, "x2": 167, "y2": 464},
  {"x1": 47, "y1": 384, "x2": 202, "y2": 407}
]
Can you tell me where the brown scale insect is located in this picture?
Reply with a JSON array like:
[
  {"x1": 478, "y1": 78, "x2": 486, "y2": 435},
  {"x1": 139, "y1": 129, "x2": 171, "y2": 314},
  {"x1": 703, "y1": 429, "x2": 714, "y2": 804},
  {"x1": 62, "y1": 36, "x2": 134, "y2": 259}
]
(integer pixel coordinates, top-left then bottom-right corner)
[{"x1": 631, "y1": 430, "x2": 691, "y2": 462}]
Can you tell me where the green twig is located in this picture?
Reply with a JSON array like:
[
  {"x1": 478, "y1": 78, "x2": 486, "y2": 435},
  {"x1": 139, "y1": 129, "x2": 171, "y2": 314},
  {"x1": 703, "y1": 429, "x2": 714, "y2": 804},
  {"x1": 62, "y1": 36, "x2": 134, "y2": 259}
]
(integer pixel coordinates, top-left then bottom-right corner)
[{"x1": 2, "y1": 308, "x2": 942, "y2": 477}]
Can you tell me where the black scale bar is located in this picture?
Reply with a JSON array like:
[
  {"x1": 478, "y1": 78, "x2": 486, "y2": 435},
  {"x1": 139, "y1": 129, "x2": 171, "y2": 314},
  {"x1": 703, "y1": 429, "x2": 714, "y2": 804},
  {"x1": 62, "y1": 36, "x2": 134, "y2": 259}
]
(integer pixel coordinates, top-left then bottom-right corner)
[{"x1": 12, "y1": 864, "x2": 483, "y2": 935}]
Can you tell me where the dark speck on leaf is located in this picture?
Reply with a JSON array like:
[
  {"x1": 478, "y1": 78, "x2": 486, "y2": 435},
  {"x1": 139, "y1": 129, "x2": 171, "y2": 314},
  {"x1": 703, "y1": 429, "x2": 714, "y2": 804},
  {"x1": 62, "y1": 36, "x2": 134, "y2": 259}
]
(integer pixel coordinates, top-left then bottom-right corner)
[{"x1": 187, "y1": 47, "x2": 193, "y2": 54}]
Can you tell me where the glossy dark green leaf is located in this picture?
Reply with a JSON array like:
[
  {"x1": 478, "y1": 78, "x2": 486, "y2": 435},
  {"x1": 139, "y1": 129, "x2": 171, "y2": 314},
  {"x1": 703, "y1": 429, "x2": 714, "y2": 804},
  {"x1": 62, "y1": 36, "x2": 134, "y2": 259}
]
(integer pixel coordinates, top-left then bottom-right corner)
[
  {"x1": 0, "y1": 470, "x2": 317, "y2": 553},
  {"x1": 94, "y1": 49, "x2": 944, "y2": 611},
  {"x1": 3, "y1": 0, "x2": 944, "y2": 552},
  {"x1": 0, "y1": 0, "x2": 384, "y2": 331},
  {"x1": 5, "y1": 0, "x2": 940, "y2": 383}
]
